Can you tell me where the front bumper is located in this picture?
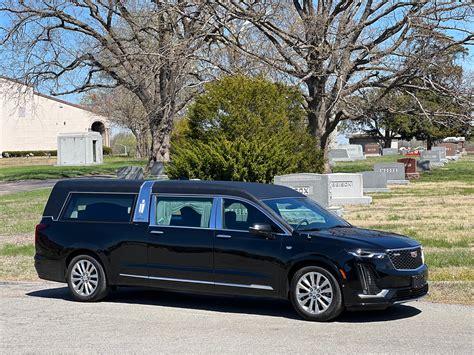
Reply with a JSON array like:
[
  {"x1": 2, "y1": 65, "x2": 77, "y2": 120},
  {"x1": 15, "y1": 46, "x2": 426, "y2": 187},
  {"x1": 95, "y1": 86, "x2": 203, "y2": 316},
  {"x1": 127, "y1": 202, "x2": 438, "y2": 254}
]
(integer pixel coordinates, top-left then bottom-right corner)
[{"x1": 344, "y1": 261, "x2": 429, "y2": 309}]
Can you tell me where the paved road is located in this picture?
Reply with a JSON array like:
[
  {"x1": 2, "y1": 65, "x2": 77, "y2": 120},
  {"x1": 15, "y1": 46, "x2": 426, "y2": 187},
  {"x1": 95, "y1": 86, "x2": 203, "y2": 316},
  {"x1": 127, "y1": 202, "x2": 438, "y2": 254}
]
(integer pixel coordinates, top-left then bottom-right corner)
[
  {"x1": 1, "y1": 281, "x2": 472, "y2": 354},
  {"x1": 0, "y1": 176, "x2": 114, "y2": 195}
]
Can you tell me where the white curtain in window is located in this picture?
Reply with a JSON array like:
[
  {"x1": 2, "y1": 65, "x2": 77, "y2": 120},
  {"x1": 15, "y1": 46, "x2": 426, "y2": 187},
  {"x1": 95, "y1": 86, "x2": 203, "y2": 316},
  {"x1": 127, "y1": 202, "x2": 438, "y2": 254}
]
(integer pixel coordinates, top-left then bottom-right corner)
[{"x1": 156, "y1": 200, "x2": 212, "y2": 227}]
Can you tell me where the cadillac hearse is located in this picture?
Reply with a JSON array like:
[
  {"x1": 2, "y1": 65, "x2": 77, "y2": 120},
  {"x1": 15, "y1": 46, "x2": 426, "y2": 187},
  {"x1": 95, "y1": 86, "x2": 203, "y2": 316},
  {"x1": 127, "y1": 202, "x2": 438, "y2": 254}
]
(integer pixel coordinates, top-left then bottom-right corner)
[{"x1": 35, "y1": 179, "x2": 428, "y2": 321}]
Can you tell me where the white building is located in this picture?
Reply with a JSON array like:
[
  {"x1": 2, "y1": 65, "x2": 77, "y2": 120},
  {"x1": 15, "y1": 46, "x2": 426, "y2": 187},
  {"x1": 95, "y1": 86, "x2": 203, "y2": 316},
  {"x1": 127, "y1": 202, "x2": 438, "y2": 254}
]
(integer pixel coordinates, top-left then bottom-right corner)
[{"x1": 0, "y1": 77, "x2": 110, "y2": 156}]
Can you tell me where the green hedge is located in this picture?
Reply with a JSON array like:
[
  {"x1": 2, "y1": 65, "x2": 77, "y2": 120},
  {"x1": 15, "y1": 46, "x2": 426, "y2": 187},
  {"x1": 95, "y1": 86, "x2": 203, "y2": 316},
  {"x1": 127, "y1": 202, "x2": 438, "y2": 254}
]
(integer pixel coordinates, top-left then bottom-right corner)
[
  {"x1": 2, "y1": 150, "x2": 57, "y2": 158},
  {"x1": 3, "y1": 146, "x2": 113, "y2": 158}
]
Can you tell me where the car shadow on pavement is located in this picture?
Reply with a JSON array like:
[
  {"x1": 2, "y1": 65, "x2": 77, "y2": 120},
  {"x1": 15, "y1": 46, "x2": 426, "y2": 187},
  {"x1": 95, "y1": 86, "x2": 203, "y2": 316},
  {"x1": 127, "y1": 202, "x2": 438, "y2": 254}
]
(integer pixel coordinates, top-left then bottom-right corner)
[{"x1": 26, "y1": 286, "x2": 422, "y2": 323}]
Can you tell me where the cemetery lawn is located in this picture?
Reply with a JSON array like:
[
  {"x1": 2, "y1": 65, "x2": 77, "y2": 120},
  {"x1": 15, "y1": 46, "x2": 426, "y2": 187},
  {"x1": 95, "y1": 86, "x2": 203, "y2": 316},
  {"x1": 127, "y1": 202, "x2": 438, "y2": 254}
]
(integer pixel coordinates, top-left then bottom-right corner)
[
  {"x1": 340, "y1": 155, "x2": 474, "y2": 304},
  {"x1": 0, "y1": 157, "x2": 473, "y2": 305},
  {"x1": 0, "y1": 156, "x2": 147, "y2": 181}
]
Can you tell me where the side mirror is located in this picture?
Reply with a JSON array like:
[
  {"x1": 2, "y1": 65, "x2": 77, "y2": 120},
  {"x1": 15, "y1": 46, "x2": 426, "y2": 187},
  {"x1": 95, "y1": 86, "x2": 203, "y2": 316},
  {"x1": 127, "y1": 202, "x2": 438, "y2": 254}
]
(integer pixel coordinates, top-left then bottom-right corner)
[{"x1": 249, "y1": 223, "x2": 274, "y2": 238}]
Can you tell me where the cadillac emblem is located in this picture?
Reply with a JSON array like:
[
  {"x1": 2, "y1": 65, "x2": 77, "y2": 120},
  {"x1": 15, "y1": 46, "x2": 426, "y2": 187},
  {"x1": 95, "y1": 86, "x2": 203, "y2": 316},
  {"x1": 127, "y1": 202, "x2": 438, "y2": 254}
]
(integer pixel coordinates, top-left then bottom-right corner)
[{"x1": 410, "y1": 251, "x2": 418, "y2": 258}]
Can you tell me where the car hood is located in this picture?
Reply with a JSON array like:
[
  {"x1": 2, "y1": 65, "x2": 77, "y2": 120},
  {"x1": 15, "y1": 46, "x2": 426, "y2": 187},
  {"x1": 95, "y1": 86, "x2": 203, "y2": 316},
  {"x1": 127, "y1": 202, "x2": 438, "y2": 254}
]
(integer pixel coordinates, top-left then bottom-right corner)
[{"x1": 308, "y1": 227, "x2": 420, "y2": 250}]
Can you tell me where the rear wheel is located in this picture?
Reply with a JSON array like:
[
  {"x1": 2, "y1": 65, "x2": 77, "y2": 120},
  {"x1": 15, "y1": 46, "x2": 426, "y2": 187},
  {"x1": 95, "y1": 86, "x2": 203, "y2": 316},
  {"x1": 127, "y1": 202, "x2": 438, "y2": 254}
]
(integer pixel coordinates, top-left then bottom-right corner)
[
  {"x1": 290, "y1": 266, "x2": 343, "y2": 321},
  {"x1": 67, "y1": 255, "x2": 109, "y2": 302}
]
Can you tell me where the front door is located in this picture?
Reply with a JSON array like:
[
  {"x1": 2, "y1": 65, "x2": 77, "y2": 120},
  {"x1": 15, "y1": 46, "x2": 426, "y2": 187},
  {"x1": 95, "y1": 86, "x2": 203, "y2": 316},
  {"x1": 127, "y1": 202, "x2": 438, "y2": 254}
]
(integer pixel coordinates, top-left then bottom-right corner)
[
  {"x1": 213, "y1": 198, "x2": 287, "y2": 297},
  {"x1": 147, "y1": 195, "x2": 215, "y2": 292}
]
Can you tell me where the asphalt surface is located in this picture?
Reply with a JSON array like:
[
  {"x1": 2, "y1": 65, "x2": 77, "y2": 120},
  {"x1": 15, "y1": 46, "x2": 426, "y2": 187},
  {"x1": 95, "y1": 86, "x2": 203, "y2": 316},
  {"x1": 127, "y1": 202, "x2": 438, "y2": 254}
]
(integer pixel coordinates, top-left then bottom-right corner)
[
  {"x1": 1, "y1": 281, "x2": 472, "y2": 354},
  {"x1": 0, "y1": 175, "x2": 114, "y2": 195}
]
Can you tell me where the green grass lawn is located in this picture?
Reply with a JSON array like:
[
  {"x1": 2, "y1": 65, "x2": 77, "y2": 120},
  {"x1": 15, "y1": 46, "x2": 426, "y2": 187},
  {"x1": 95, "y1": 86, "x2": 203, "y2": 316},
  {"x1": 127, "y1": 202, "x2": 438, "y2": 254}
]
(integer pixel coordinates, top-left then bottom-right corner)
[{"x1": 0, "y1": 157, "x2": 147, "y2": 181}]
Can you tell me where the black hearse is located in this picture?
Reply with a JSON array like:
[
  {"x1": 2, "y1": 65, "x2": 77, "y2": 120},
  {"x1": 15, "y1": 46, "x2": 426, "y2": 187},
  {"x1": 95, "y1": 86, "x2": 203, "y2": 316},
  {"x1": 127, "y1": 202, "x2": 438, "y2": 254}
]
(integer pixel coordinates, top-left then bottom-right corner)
[{"x1": 35, "y1": 179, "x2": 428, "y2": 321}]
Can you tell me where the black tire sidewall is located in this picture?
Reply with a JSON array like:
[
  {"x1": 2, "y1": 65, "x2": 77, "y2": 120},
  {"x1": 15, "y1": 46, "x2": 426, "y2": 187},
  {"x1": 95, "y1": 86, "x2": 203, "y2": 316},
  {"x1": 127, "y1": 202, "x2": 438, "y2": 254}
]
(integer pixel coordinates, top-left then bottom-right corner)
[
  {"x1": 67, "y1": 254, "x2": 108, "y2": 302},
  {"x1": 290, "y1": 266, "x2": 343, "y2": 321}
]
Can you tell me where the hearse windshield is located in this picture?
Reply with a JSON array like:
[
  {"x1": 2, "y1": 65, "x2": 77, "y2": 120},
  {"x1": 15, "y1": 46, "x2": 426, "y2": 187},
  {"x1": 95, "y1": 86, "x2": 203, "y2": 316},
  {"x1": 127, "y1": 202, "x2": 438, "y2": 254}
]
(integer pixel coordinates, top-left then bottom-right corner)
[{"x1": 263, "y1": 197, "x2": 350, "y2": 231}]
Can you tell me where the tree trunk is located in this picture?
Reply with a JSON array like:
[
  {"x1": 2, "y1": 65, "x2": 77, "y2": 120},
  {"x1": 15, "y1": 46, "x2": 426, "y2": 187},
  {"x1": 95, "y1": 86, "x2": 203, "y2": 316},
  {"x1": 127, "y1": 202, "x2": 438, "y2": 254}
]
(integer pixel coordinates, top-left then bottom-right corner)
[
  {"x1": 383, "y1": 130, "x2": 392, "y2": 148},
  {"x1": 306, "y1": 80, "x2": 333, "y2": 173},
  {"x1": 426, "y1": 137, "x2": 433, "y2": 150},
  {"x1": 146, "y1": 113, "x2": 173, "y2": 175}
]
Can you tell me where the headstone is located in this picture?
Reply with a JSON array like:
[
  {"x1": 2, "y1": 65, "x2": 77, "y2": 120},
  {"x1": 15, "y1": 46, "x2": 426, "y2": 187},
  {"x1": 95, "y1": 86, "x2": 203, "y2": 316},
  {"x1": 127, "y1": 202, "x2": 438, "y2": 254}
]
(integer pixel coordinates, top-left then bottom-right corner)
[
  {"x1": 274, "y1": 173, "x2": 372, "y2": 207},
  {"x1": 374, "y1": 162, "x2": 409, "y2": 185},
  {"x1": 416, "y1": 160, "x2": 431, "y2": 171},
  {"x1": 439, "y1": 143, "x2": 457, "y2": 157},
  {"x1": 328, "y1": 149, "x2": 352, "y2": 162},
  {"x1": 337, "y1": 145, "x2": 366, "y2": 160},
  {"x1": 397, "y1": 158, "x2": 419, "y2": 179},
  {"x1": 149, "y1": 161, "x2": 165, "y2": 176},
  {"x1": 465, "y1": 146, "x2": 474, "y2": 155},
  {"x1": 361, "y1": 171, "x2": 390, "y2": 193},
  {"x1": 116, "y1": 166, "x2": 144, "y2": 180},
  {"x1": 57, "y1": 132, "x2": 103, "y2": 166},
  {"x1": 364, "y1": 143, "x2": 380, "y2": 156},
  {"x1": 382, "y1": 148, "x2": 399, "y2": 156},
  {"x1": 431, "y1": 146, "x2": 449, "y2": 162},
  {"x1": 421, "y1": 150, "x2": 444, "y2": 166}
]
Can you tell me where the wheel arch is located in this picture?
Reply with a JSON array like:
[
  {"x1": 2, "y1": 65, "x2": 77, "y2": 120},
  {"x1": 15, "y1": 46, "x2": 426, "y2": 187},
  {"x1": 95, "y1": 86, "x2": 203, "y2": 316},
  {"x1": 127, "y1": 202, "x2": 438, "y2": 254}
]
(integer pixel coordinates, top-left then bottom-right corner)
[
  {"x1": 65, "y1": 249, "x2": 109, "y2": 280},
  {"x1": 286, "y1": 257, "x2": 345, "y2": 298}
]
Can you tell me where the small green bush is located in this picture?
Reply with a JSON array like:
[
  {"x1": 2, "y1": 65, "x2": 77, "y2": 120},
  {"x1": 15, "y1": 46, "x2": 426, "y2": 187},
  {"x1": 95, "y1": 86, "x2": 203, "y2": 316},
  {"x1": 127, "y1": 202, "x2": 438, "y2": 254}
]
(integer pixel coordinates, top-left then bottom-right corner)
[
  {"x1": 103, "y1": 146, "x2": 112, "y2": 156},
  {"x1": 2, "y1": 150, "x2": 57, "y2": 158}
]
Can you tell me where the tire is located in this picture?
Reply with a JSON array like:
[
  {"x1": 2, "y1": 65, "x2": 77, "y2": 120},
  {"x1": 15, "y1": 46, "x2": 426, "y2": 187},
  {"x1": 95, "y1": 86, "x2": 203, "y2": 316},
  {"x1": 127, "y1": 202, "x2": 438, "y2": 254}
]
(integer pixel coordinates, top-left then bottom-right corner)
[
  {"x1": 67, "y1": 254, "x2": 109, "y2": 302},
  {"x1": 290, "y1": 266, "x2": 343, "y2": 321}
]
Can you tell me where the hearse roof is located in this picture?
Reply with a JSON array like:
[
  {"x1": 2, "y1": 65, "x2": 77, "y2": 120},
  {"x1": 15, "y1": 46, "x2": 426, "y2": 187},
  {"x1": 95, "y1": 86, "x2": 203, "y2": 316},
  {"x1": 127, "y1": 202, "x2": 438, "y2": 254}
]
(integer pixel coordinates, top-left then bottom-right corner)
[
  {"x1": 151, "y1": 180, "x2": 303, "y2": 200},
  {"x1": 43, "y1": 179, "x2": 303, "y2": 219}
]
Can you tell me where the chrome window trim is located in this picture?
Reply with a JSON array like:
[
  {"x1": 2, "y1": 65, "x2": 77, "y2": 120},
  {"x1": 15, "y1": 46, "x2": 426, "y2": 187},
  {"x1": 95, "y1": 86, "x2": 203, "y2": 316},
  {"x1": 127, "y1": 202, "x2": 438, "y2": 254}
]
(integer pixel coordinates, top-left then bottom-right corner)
[
  {"x1": 148, "y1": 193, "x2": 291, "y2": 235},
  {"x1": 58, "y1": 191, "x2": 137, "y2": 223},
  {"x1": 149, "y1": 194, "x2": 216, "y2": 229},
  {"x1": 119, "y1": 273, "x2": 273, "y2": 291},
  {"x1": 219, "y1": 195, "x2": 291, "y2": 236}
]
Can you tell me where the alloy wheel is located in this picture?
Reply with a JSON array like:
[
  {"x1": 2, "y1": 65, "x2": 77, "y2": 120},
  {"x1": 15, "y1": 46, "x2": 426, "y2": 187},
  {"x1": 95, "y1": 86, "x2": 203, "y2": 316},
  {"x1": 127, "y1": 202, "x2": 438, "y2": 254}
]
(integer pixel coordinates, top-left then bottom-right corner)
[
  {"x1": 71, "y1": 259, "x2": 99, "y2": 296},
  {"x1": 296, "y1": 271, "x2": 333, "y2": 314}
]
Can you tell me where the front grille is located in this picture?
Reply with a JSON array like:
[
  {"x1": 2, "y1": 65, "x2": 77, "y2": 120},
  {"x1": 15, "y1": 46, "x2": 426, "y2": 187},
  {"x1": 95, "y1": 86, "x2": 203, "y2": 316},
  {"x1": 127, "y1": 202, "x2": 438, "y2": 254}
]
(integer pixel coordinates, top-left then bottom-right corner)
[
  {"x1": 394, "y1": 284, "x2": 428, "y2": 301},
  {"x1": 387, "y1": 247, "x2": 423, "y2": 270},
  {"x1": 356, "y1": 264, "x2": 380, "y2": 295}
]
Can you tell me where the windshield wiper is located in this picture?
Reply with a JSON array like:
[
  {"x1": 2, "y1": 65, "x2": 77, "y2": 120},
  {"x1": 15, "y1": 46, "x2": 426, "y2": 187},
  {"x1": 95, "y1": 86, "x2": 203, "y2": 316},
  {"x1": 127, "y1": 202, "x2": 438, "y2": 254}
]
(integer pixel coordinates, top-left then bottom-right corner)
[{"x1": 298, "y1": 227, "x2": 322, "y2": 232}]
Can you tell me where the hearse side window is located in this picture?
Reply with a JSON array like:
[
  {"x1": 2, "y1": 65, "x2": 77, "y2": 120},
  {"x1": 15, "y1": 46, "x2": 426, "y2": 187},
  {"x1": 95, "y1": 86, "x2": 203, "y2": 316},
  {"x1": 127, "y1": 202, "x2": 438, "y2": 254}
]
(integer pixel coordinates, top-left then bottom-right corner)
[
  {"x1": 61, "y1": 193, "x2": 136, "y2": 223},
  {"x1": 154, "y1": 197, "x2": 213, "y2": 228},
  {"x1": 223, "y1": 198, "x2": 279, "y2": 232}
]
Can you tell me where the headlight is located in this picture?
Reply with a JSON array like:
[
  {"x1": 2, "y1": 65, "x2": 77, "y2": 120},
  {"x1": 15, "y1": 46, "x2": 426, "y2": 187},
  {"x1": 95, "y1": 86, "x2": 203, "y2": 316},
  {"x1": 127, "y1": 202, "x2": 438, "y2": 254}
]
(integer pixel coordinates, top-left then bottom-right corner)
[{"x1": 348, "y1": 249, "x2": 386, "y2": 259}]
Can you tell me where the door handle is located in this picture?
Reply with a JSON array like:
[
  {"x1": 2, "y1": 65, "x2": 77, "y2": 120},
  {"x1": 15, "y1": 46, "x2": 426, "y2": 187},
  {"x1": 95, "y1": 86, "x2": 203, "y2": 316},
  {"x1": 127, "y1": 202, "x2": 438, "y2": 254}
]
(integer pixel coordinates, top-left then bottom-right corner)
[
  {"x1": 216, "y1": 234, "x2": 232, "y2": 239},
  {"x1": 150, "y1": 230, "x2": 164, "y2": 235}
]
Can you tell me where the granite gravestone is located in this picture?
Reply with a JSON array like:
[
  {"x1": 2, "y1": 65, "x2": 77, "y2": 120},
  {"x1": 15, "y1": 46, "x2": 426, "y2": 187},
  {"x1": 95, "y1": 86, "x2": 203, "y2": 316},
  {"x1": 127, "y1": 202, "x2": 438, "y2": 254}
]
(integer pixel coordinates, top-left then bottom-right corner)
[
  {"x1": 374, "y1": 162, "x2": 409, "y2": 185},
  {"x1": 273, "y1": 173, "x2": 372, "y2": 207},
  {"x1": 431, "y1": 146, "x2": 449, "y2": 162},
  {"x1": 337, "y1": 145, "x2": 366, "y2": 160},
  {"x1": 328, "y1": 149, "x2": 352, "y2": 162},
  {"x1": 382, "y1": 148, "x2": 399, "y2": 156},
  {"x1": 116, "y1": 166, "x2": 144, "y2": 180},
  {"x1": 466, "y1": 147, "x2": 474, "y2": 155},
  {"x1": 397, "y1": 158, "x2": 419, "y2": 179},
  {"x1": 361, "y1": 171, "x2": 390, "y2": 193},
  {"x1": 364, "y1": 143, "x2": 380, "y2": 156},
  {"x1": 421, "y1": 150, "x2": 444, "y2": 166},
  {"x1": 439, "y1": 143, "x2": 459, "y2": 160}
]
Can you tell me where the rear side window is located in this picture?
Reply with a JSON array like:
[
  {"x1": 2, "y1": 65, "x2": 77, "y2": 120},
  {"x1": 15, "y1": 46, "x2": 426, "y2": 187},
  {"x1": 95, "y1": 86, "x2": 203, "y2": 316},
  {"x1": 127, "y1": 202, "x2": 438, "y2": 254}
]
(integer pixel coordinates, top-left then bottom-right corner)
[
  {"x1": 61, "y1": 193, "x2": 136, "y2": 223},
  {"x1": 154, "y1": 196, "x2": 213, "y2": 228}
]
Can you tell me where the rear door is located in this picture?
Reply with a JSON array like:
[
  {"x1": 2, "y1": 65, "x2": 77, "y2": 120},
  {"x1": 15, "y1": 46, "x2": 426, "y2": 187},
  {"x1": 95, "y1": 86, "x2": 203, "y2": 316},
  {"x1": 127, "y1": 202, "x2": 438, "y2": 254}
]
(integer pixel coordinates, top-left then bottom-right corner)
[
  {"x1": 213, "y1": 197, "x2": 288, "y2": 297},
  {"x1": 146, "y1": 195, "x2": 216, "y2": 292}
]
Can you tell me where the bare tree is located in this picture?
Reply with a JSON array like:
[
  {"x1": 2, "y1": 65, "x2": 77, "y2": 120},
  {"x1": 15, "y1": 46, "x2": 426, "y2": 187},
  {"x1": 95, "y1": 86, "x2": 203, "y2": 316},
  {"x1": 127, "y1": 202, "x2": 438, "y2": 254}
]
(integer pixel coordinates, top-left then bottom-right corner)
[
  {"x1": 82, "y1": 88, "x2": 150, "y2": 158},
  {"x1": 0, "y1": 1, "x2": 213, "y2": 168},
  {"x1": 210, "y1": 1, "x2": 473, "y2": 170}
]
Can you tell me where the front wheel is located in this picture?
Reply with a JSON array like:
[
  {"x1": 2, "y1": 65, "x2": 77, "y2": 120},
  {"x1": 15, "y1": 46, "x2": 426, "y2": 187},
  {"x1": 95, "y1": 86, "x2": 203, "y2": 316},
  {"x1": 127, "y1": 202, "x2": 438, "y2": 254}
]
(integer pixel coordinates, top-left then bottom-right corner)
[
  {"x1": 67, "y1": 255, "x2": 109, "y2": 302},
  {"x1": 290, "y1": 266, "x2": 343, "y2": 321}
]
